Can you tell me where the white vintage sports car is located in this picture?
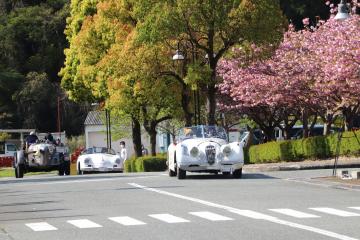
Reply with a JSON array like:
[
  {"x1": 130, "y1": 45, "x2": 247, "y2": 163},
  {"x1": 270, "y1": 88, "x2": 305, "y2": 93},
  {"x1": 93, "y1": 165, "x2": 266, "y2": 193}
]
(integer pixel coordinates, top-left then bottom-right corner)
[
  {"x1": 77, "y1": 147, "x2": 123, "y2": 174},
  {"x1": 167, "y1": 125, "x2": 244, "y2": 179}
]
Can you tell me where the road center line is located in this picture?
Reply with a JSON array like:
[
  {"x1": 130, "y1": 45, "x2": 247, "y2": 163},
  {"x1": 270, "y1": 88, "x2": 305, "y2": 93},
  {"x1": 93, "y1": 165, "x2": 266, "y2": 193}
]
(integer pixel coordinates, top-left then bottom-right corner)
[{"x1": 128, "y1": 183, "x2": 358, "y2": 240}]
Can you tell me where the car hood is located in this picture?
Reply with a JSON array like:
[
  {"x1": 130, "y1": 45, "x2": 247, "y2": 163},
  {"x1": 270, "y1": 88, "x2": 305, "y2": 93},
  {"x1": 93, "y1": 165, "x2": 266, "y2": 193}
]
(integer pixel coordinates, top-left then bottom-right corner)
[{"x1": 181, "y1": 138, "x2": 227, "y2": 149}]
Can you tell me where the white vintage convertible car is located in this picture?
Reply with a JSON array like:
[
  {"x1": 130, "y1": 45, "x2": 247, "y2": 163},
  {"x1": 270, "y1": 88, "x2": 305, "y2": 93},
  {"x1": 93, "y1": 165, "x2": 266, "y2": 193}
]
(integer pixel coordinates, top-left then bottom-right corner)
[
  {"x1": 168, "y1": 125, "x2": 244, "y2": 179},
  {"x1": 77, "y1": 147, "x2": 123, "y2": 174}
]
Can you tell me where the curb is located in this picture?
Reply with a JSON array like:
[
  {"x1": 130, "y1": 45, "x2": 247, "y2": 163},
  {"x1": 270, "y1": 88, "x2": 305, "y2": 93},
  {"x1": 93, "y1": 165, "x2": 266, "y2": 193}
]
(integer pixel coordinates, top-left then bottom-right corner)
[{"x1": 244, "y1": 163, "x2": 360, "y2": 172}]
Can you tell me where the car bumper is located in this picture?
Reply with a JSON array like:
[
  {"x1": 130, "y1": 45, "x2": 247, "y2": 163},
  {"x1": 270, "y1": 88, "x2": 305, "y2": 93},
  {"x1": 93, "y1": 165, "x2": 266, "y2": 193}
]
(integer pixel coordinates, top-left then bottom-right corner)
[
  {"x1": 178, "y1": 162, "x2": 243, "y2": 173},
  {"x1": 81, "y1": 165, "x2": 123, "y2": 172}
]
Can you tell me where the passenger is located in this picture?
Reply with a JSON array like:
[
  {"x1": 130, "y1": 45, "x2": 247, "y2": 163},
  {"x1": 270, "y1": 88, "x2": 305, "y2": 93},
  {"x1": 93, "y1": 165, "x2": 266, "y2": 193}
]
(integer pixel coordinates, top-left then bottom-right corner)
[
  {"x1": 46, "y1": 132, "x2": 55, "y2": 144},
  {"x1": 119, "y1": 141, "x2": 127, "y2": 162}
]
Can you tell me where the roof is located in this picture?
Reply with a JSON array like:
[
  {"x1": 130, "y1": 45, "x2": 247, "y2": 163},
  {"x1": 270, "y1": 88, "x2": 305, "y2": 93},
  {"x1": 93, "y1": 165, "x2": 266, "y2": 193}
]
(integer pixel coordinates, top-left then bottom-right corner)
[{"x1": 84, "y1": 111, "x2": 104, "y2": 125}]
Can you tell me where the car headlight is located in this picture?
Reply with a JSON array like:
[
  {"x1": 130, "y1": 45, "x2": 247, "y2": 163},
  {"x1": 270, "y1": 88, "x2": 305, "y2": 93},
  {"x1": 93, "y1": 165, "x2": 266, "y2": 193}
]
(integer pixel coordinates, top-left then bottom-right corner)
[
  {"x1": 84, "y1": 158, "x2": 91, "y2": 164},
  {"x1": 222, "y1": 146, "x2": 232, "y2": 157},
  {"x1": 115, "y1": 158, "x2": 121, "y2": 164},
  {"x1": 190, "y1": 147, "x2": 199, "y2": 157},
  {"x1": 182, "y1": 145, "x2": 189, "y2": 156}
]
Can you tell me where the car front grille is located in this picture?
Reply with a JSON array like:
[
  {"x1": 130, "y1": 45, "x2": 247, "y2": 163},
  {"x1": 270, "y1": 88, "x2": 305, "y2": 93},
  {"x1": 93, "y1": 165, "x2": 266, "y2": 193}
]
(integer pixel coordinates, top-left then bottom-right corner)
[{"x1": 205, "y1": 145, "x2": 216, "y2": 165}]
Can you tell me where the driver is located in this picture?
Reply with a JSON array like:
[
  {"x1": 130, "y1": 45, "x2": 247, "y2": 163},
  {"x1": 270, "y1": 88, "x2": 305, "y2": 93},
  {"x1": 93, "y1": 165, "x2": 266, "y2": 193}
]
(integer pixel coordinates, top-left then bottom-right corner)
[{"x1": 25, "y1": 131, "x2": 38, "y2": 148}]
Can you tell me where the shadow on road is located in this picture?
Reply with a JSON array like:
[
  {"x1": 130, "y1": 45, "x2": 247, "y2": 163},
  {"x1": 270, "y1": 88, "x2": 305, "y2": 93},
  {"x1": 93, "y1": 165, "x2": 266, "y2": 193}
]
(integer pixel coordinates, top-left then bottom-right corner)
[
  {"x1": 0, "y1": 214, "x2": 93, "y2": 222},
  {"x1": 0, "y1": 200, "x2": 61, "y2": 207},
  {"x1": 0, "y1": 173, "x2": 157, "y2": 185},
  {"x1": 184, "y1": 173, "x2": 277, "y2": 180},
  {"x1": 0, "y1": 208, "x2": 68, "y2": 215}
]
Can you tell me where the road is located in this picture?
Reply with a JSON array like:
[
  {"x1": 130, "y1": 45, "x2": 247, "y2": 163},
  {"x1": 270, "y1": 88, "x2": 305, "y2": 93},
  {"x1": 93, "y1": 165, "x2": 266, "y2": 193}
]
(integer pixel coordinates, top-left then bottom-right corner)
[{"x1": 0, "y1": 169, "x2": 359, "y2": 240}]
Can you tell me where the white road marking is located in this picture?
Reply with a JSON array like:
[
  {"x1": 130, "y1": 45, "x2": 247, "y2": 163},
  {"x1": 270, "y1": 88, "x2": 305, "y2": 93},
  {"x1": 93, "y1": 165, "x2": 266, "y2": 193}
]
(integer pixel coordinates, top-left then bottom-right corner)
[
  {"x1": 349, "y1": 207, "x2": 360, "y2": 211},
  {"x1": 129, "y1": 183, "x2": 358, "y2": 240},
  {"x1": 189, "y1": 211, "x2": 233, "y2": 221},
  {"x1": 109, "y1": 216, "x2": 146, "y2": 226},
  {"x1": 26, "y1": 222, "x2": 57, "y2": 231},
  {"x1": 67, "y1": 219, "x2": 103, "y2": 229},
  {"x1": 269, "y1": 208, "x2": 320, "y2": 218},
  {"x1": 149, "y1": 214, "x2": 189, "y2": 223},
  {"x1": 309, "y1": 208, "x2": 360, "y2": 217}
]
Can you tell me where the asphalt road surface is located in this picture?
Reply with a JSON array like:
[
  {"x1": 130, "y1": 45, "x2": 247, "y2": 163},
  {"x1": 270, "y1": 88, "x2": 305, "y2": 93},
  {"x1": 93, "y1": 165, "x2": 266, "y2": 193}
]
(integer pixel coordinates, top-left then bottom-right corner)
[{"x1": 0, "y1": 169, "x2": 359, "y2": 240}]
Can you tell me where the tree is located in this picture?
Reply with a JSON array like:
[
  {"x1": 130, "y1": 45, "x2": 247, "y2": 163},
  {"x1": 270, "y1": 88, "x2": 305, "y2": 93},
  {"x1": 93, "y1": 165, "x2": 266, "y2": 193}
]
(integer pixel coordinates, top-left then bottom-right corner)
[{"x1": 136, "y1": 0, "x2": 287, "y2": 125}]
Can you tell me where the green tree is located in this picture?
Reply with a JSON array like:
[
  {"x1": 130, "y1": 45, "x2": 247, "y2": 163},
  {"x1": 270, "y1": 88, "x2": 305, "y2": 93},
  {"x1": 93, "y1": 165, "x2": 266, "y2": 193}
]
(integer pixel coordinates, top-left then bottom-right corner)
[{"x1": 136, "y1": 0, "x2": 287, "y2": 125}]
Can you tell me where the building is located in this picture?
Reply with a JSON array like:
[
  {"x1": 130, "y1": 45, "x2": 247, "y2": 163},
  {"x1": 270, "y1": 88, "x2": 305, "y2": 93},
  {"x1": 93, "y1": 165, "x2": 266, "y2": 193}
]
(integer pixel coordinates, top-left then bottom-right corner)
[{"x1": 84, "y1": 111, "x2": 169, "y2": 157}]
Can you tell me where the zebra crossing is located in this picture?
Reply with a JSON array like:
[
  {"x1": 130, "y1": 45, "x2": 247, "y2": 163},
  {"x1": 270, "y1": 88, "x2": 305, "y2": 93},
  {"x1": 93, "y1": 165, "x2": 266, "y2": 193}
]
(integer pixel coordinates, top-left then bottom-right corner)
[{"x1": 25, "y1": 206, "x2": 360, "y2": 232}]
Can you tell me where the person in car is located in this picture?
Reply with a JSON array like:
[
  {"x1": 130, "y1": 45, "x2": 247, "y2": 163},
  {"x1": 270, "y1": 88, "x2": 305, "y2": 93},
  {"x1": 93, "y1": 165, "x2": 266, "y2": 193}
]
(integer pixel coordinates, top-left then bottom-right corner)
[{"x1": 25, "y1": 131, "x2": 38, "y2": 149}]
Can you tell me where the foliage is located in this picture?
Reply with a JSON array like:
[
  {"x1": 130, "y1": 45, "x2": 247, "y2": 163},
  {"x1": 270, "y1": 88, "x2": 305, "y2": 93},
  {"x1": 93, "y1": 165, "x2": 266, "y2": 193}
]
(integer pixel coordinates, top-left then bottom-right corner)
[
  {"x1": 249, "y1": 130, "x2": 360, "y2": 163},
  {"x1": 218, "y1": 6, "x2": 360, "y2": 139},
  {"x1": 124, "y1": 155, "x2": 167, "y2": 172},
  {"x1": 67, "y1": 135, "x2": 85, "y2": 153},
  {"x1": 0, "y1": 133, "x2": 11, "y2": 142},
  {"x1": 135, "y1": 0, "x2": 287, "y2": 124}
]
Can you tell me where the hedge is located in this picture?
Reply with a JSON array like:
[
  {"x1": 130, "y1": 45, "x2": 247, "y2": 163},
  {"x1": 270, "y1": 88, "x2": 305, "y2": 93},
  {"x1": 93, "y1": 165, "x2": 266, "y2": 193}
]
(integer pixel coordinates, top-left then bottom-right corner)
[
  {"x1": 124, "y1": 155, "x2": 167, "y2": 172},
  {"x1": 248, "y1": 130, "x2": 360, "y2": 164}
]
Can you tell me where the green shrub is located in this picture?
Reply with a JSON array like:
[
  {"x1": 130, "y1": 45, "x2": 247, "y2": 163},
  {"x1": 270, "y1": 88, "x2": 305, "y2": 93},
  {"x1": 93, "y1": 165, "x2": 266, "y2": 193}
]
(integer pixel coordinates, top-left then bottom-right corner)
[
  {"x1": 248, "y1": 130, "x2": 360, "y2": 164},
  {"x1": 124, "y1": 155, "x2": 167, "y2": 172}
]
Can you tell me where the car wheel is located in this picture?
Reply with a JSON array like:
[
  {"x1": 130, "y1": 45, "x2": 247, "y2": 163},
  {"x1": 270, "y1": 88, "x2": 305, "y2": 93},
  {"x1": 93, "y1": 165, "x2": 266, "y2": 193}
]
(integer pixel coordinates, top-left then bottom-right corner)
[
  {"x1": 232, "y1": 168, "x2": 242, "y2": 179},
  {"x1": 64, "y1": 161, "x2": 71, "y2": 175},
  {"x1": 177, "y1": 167, "x2": 186, "y2": 180},
  {"x1": 58, "y1": 162, "x2": 65, "y2": 176},
  {"x1": 77, "y1": 163, "x2": 84, "y2": 175},
  {"x1": 16, "y1": 164, "x2": 24, "y2": 178},
  {"x1": 168, "y1": 166, "x2": 176, "y2": 177}
]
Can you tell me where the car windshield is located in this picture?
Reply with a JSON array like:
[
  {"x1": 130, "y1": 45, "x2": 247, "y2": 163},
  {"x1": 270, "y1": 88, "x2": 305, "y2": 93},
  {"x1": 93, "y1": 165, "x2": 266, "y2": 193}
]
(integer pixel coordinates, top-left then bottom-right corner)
[
  {"x1": 85, "y1": 147, "x2": 116, "y2": 155},
  {"x1": 178, "y1": 126, "x2": 227, "y2": 141}
]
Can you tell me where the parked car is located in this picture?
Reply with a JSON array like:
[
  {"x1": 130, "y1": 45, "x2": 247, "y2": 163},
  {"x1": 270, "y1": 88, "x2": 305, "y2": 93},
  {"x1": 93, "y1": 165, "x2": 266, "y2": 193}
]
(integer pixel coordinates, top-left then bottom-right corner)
[
  {"x1": 76, "y1": 147, "x2": 123, "y2": 174},
  {"x1": 167, "y1": 125, "x2": 244, "y2": 179},
  {"x1": 14, "y1": 141, "x2": 70, "y2": 178}
]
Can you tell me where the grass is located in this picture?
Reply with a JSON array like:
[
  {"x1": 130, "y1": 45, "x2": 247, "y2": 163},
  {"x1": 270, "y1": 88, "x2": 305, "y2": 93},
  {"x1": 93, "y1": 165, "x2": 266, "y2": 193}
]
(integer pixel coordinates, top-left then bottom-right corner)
[{"x1": 0, "y1": 168, "x2": 58, "y2": 178}]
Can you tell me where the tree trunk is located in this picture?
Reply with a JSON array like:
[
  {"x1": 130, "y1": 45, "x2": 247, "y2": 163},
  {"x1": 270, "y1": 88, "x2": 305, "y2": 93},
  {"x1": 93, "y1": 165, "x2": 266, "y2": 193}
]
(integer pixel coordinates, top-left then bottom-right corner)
[
  {"x1": 149, "y1": 128, "x2": 157, "y2": 156},
  {"x1": 207, "y1": 84, "x2": 216, "y2": 125},
  {"x1": 182, "y1": 89, "x2": 193, "y2": 127},
  {"x1": 323, "y1": 113, "x2": 334, "y2": 135},
  {"x1": 131, "y1": 118, "x2": 142, "y2": 158},
  {"x1": 302, "y1": 109, "x2": 309, "y2": 138}
]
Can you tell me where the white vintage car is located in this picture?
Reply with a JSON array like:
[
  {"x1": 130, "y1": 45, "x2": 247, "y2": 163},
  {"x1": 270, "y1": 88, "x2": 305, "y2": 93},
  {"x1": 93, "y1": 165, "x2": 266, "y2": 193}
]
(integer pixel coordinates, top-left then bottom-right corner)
[
  {"x1": 77, "y1": 147, "x2": 123, "y2": 174},
  {"x1": 167, "y1": 125, "x2": 244, "y2": 179}
]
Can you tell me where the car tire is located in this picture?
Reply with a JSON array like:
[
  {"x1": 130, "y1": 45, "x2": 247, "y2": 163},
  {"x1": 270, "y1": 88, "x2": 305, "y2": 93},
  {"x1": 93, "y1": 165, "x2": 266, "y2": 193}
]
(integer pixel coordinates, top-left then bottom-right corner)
[
  {"x1": 177, "y1": 167, "x2": 186, "y2": 179},
  {"x1": 232, "y1": 168, "x2": 242, "y2": 179},
  {"x1": 58, "y1": 162, "x2": 65, "y2": 176},
  {"x1": 16, "y1": 164, "x2": 24, "y2": 178},
  {"x1": 77, "y1": 163, "x2": 84, "y2": 175},
  {"x1": 64, "y1": 161, "x2": 70, "y2": 176},
  {"x1": 168, "y1": 166, "x2": 176, "y2": 177}
]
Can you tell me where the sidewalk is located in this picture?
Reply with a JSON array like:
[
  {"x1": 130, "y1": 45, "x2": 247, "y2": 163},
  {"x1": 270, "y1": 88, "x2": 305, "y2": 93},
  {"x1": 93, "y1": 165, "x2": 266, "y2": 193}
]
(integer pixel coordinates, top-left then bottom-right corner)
[{"x1": 243, "y1": 156, "x2": 360, "y2": 172}]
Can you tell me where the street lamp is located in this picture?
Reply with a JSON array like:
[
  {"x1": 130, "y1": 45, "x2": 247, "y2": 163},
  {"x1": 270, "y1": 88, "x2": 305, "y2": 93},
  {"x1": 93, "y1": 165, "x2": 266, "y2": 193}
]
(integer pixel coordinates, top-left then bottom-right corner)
[{"x1": 334, "y1": 0, "x2": 350, "y2": 20}]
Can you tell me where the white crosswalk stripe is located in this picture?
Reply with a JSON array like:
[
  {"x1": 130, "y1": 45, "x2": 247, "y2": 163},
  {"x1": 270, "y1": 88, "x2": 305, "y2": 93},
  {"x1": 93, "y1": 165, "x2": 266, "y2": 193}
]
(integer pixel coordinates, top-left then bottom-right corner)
[
  {"x1": 229, "y1": 209, "x2": 277, "y2": 220},
  {"x1": 67, "y1": 219, "x2": 103, "y2": 229},
  {"x1": 149, "y1": 214, "x2": 190, "y2": 223},
  {"x1": 26, "y1": 222, "x2": 58, "y2": 232},
  {"x1": 269, "y1": 209, "x2": 320, "y2": 218},
  {"x1": 109, "y1": 216, "x2": 146, "y2": 226},
  {"x1": 189, "y1": 211, "x2": 233, "y2": 221},
  {"x1": 309, "y1": 208, "x2": 360, "y2": 217}
]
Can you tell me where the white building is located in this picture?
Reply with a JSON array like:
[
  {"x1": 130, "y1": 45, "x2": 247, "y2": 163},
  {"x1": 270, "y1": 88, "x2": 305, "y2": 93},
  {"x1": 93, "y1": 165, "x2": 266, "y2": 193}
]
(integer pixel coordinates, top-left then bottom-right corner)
[{"x1": 84, "y1": 111, "x2": 169, "y2": 157}]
